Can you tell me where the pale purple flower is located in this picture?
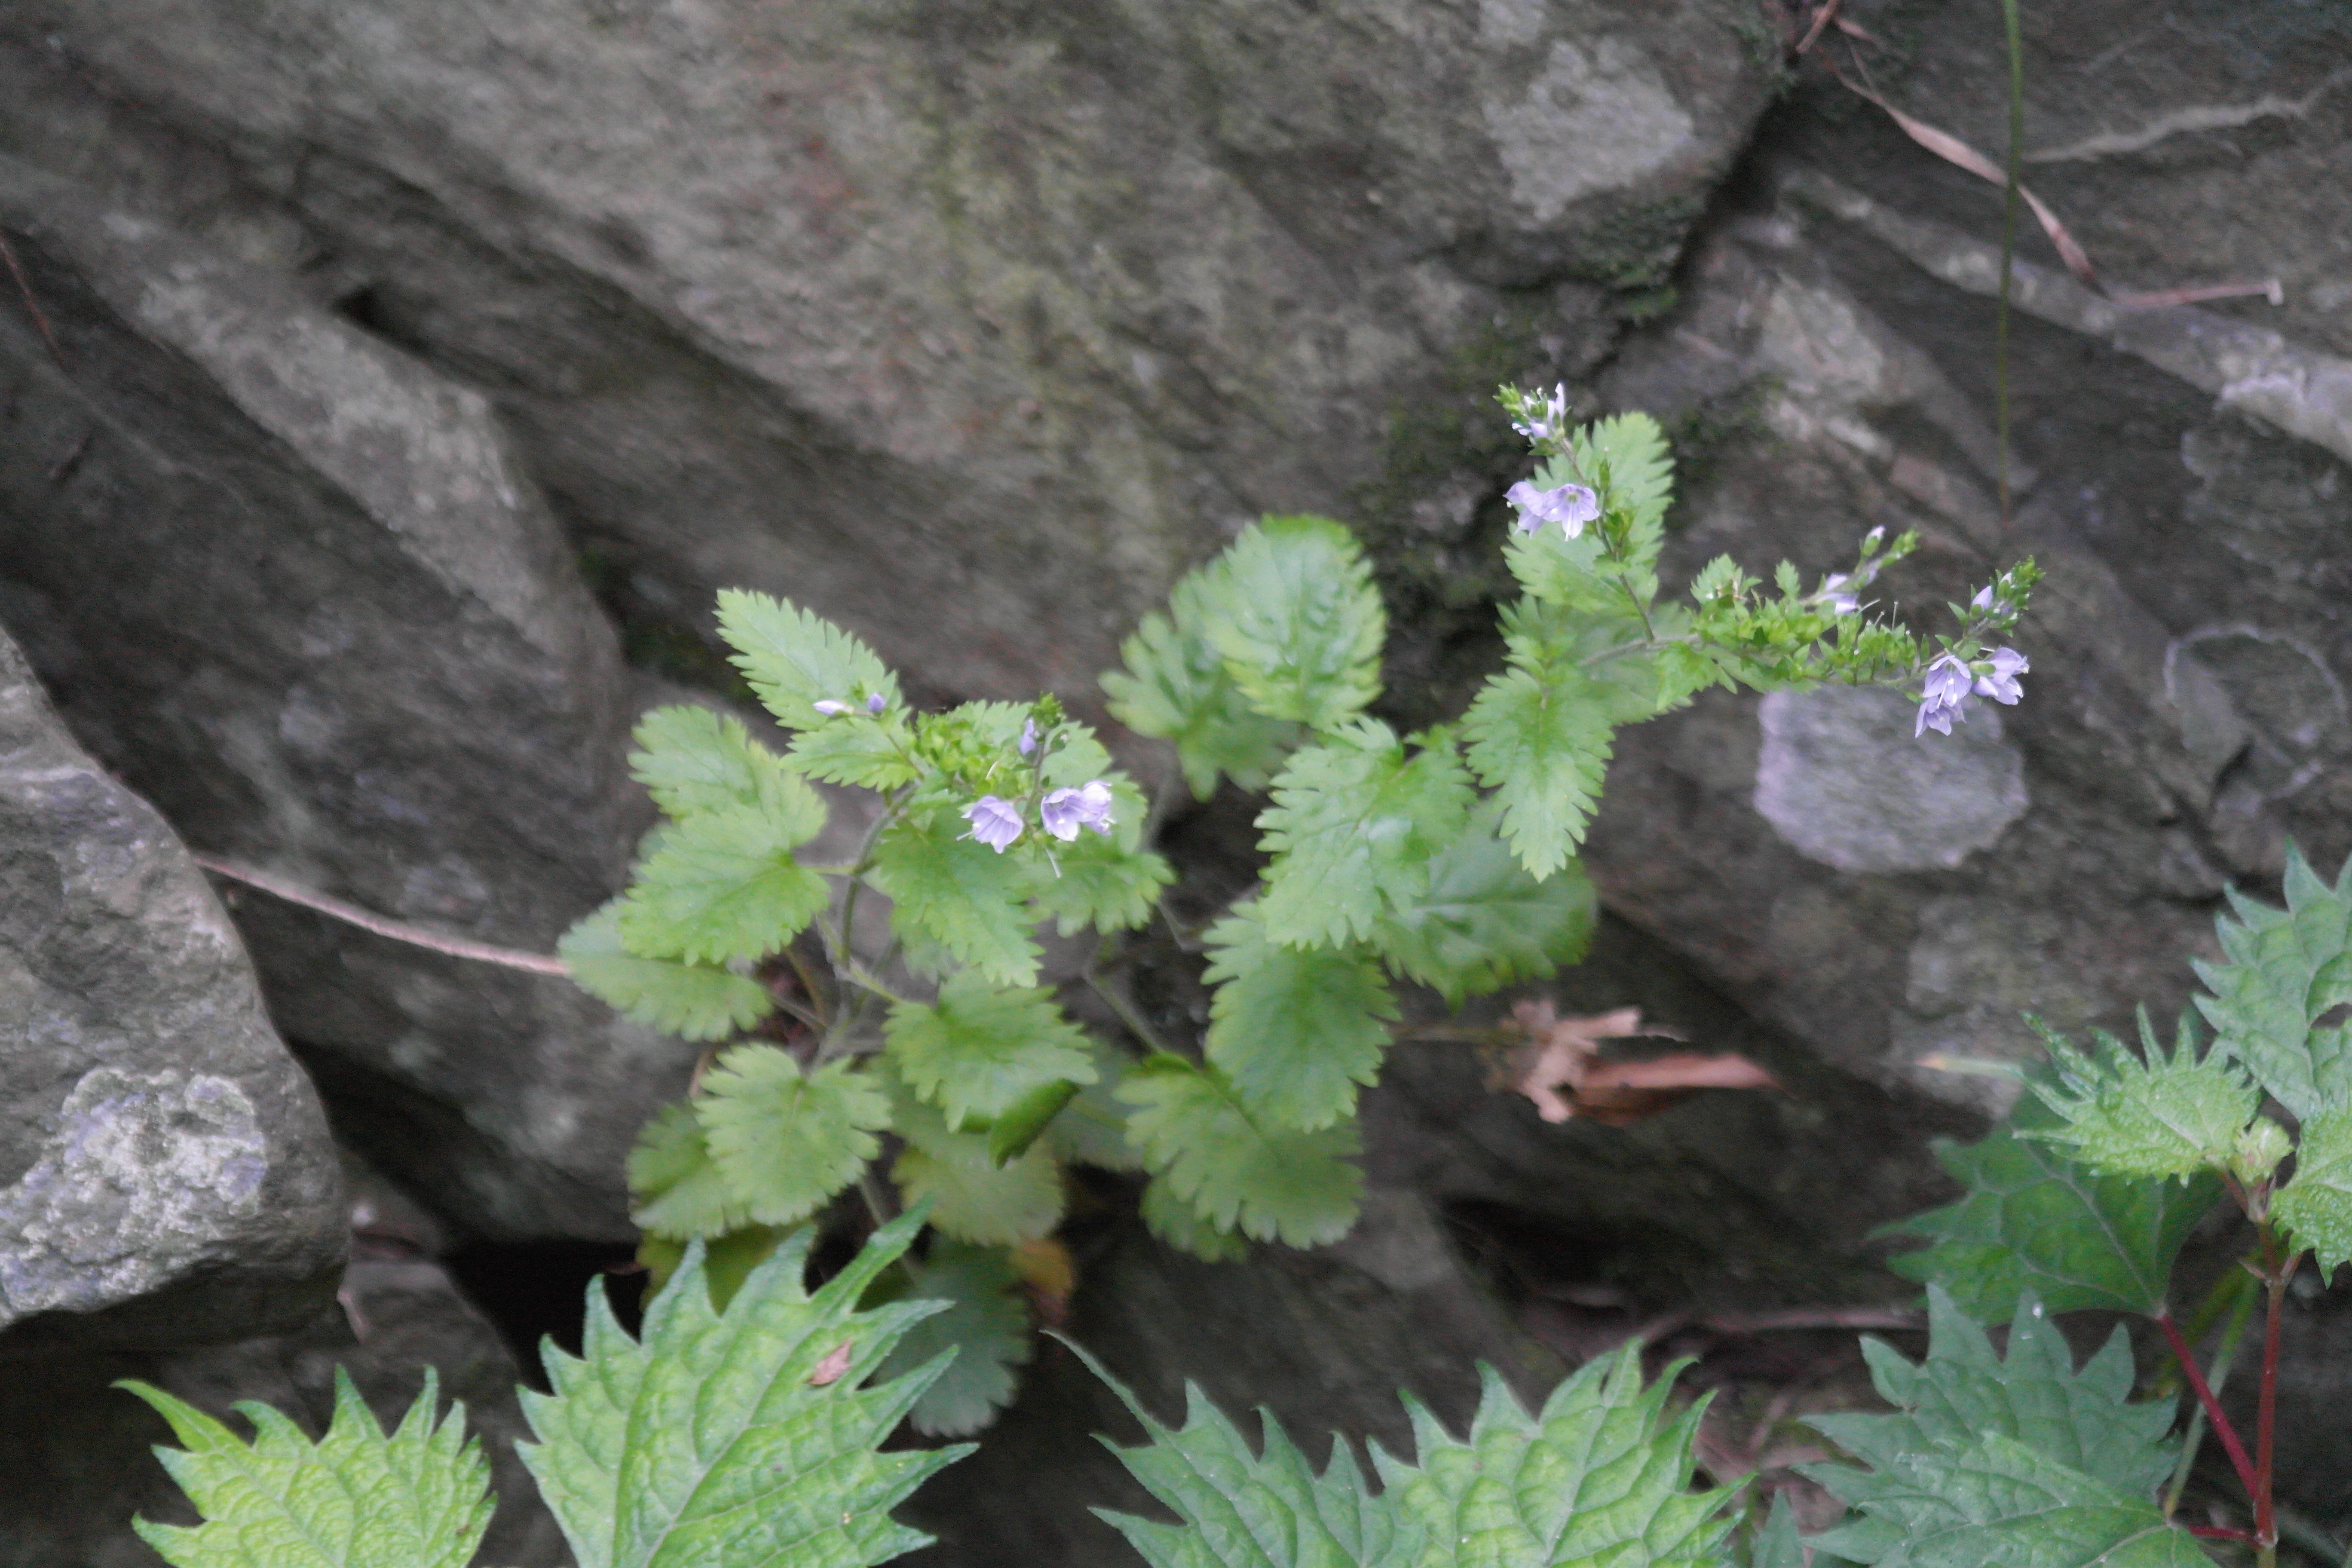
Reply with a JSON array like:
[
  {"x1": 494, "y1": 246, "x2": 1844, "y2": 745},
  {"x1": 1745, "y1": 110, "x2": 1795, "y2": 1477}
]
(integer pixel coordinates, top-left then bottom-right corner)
[
  {"x1": 1506, "y1": 480, "x2": 1602, "y2": 538},
  {"x1": 1971, "y1": 585, "x2": 2014, "y2": 619},
  {"x1": 962, "y1": 796, "x2": 1024, "y2": 852},
  {"x1": 867, "y1": 692, "x2": 888, "y2": 714},
  {"x1": 1018, "y1": 717, "x2": 1039, "y2": 756},
  {"x1": 1974, "y1": 646, "x2": 2029, "y2": 705},
  {"x1": 1822, "y1": 573, "x2": 1860, "y2": 616},
  {"x1": 812, "y1": 699, "x2": 851, "y2": 716},
  {"x1": 1915, "y1": 653, "x2": 1975, "y2": 738},
  {"x1": 1512, "y1": 383, "x2": 1570, "y2": 443},
  {"x1": 1040, "y1": 780, "x2": 1116, "y2": 841}
]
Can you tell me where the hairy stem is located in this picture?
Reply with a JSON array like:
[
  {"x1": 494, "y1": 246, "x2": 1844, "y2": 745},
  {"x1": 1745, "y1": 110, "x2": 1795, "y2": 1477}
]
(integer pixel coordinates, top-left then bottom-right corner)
[
  {"x1": 2156, "y1": 1307, "x2": 2261, "y2": 1505},
  {"x1": 1995, "y1": 0, "x2": 2024, "y2": 524}
]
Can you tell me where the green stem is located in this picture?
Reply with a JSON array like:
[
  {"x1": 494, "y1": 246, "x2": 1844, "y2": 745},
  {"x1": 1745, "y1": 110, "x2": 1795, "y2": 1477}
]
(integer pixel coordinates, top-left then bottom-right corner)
[{"x1": 1995, "y1": 0, "x2": 2024, "y2": 524}]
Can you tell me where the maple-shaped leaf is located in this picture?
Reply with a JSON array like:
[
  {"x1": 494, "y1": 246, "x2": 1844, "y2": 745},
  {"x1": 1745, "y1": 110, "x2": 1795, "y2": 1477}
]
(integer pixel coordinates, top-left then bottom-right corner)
[
  {"x1": 1461, "y1": 651, "x2": 1615, "y2": 882},
  {"x1": 2274, "y1": 1106, "x2": 2352, "y2": 1277},
  {"x1": 697, "y1": 1046, "x2": 892, "y2": 1228},
  {"x1": 518, "y1": 1213, "x2": 971, "y2": 1568},
  {"x1": 616, "y1": 797, "x2": 830, "y2": 965},
  {"x1": 1506, "y1": 1001, "x2": 1775, "y2": 1126},
  {"x1": 883, "y1": 971, "x2": 1098, "y2": 1130},
  {"x1": 1102, "y1": 573, "x2": 1305, "y2": 799},
  {"x1": 562, "y1": 899, "x2": 775, "y2": 1041},
  {"x1": 1880, "y1": 1093, "x2": 2222, "y2": 1321},
  {"x1": 715, "y1": 589, "x2": 902, "y2": 731},
  {"x1": 1256, "y1": 720, "x2": 1474, "y2": 948},
  {"x1": 870, "y1": 810, "x2": 1043, "y2": 987},
  {"x1": 120, "y1": 1369, "x2": 493, "y2": 1568},
  {"x1": 1202, "y1": 901, "x2": 1397, "y2": 1131},
  {"x1": 1380, "y1": 1347, "x2": 1738, "y2": 1568},
  {"x1": 1372, "y1": 801, "x2": 1596, "y2": 1007},
  {"x1": 1196, "y1": 515, "x2": 1387, "y2": 732},
  {"x1": 2196, "y1": 845, "x2": 2352, "y2": 1123},
  {"x1": 870, "y1": 1240, "x2": 1035, "y2": 1438},
  {"x1": 1119, "y1": 1056, "x2": 1363, "y2": 1247},
  {"x1": 2026, "y1": 1013, "x2": 2257, "y2": 1182}
]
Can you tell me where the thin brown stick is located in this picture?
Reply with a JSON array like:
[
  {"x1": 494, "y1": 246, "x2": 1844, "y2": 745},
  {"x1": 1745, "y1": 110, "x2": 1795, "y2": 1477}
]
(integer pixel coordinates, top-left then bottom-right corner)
[
  {"x1": 193, "y1": 854, "x2": 572, "y2": 975},
  {"x1": 0, "y1": 231, "x2": 65, "y2": 368},
  {"x1": 1794, "y1": 0, "x2": 1845, "y2": 56}
]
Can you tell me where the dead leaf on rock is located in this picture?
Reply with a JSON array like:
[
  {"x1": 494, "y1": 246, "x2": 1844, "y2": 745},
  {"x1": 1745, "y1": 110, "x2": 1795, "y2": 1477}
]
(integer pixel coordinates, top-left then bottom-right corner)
[
  {"x1": 1504, "y1": 999, "x2": 1778, "y2": 1125},
  {"x1": 807, "y1": 1337, "x2": 855, "y2": 1387}
]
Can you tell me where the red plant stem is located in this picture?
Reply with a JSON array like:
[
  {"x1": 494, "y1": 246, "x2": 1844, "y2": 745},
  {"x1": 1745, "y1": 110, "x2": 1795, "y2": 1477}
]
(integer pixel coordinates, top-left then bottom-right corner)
[
  {"x1": 2186, "y1": 1524, "x2": 2258, "y2": 1544},
  {"x1": 2255, "y1": 1231, "x2": 2292, "y2": 1552},
  {"x1": 2156, "y1": 1308, "x2": 2260, "y2": 1503}
]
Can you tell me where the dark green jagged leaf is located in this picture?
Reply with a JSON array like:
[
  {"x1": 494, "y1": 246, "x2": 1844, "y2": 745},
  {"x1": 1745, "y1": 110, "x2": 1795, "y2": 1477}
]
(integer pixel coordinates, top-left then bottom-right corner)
[
  {"x1": 629, "y1": 704, "x2": 802, "y2": 818},
  {"x1": 871, "y1": 810, "x2": 1043, "y2": 987},
  {"x1": 884, "y1": 972, "x2": 1098, "y2": 1131},
  {"x1": 2027, "y1": 1014, "x2": 2257, "y2": 1182},
  {"x1": 1196, "y1": 515, "x2": 1385, "y2": 732},
  {"x1": 1119, "y1": 1057, "x2": 1363, "y2": 1247},
  {"x1": 1256, "y1": 720, "x2": 1474, "y2": 948},
  {"x1": 120, "y1": 1369, "x2": 492, "y2": 1568},
  {"x1": 715, "y1": 588, "x2": 901, "y2": 731},
  {"x1": 696, "y1": 1047, "x2": 892, "y2": 1228},
  {"x1": 1378, "y1": 1345, "x2": 1738, "y2": 1568},
  {"x1": 1461, "y1": 652, "x2": 1614, "y2": 882},
  {"x1": 1201, "y1": 901, "x2": 1396, "y2": 1130},
  {"x1": 2197, "y1": 845, "x2": 2352, "y2": 1123},
  {"x1": 2275, "y1": 1106, "x2": 2352, "y2": 1277},
  {"x1": 1074, "y1": 1339, "x2": 1413, "y2": 1568},
  {"x1": 1102, "y1": 573, "x2": 1305, "y2": 799},
  {"x1": 1371, "y1": 801, "x2": 1596, "y2": 1007},
  {"x1": 988, "y1": 1078, "x2": 1084, "y2": 1166},
  {"x1": 636, "y1": 1224, "x2": 794, "y2": 1310},
  {"x1": 871, "y1": 1240, "x2": 1035, "y2": 1438},
  {"x1": 518, "y1": 1213, "x2": 971, "y2": 1568},
  {"x1": 562, "y1": 899, "x2": 775, "y2": 1041},
  {"x1": 1880, "y1": 1095, "x2": 2221, "y2": 1320},
  {"x1": 1578, "y1": 412, "x2": 1674, "y2": 567},
  {"x1": 1744, "y1": 1494, "x2": 1808, "y2": 1568},
  {"x1": 628, "y1": 1099, "x2": 754, "y2": 1241},
  {"x1": 616, "y1": 796, "x2": 830, "y2": 965}
]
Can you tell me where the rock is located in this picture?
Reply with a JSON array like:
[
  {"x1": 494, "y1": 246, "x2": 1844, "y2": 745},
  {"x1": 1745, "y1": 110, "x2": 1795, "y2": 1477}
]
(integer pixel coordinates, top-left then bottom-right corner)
[
  {"x1": 0, "y1": 627, "x2": 344, "y2": 1355},
  {"x1": 0, "y1": 154, "x2": 692, "y2": 1242}
]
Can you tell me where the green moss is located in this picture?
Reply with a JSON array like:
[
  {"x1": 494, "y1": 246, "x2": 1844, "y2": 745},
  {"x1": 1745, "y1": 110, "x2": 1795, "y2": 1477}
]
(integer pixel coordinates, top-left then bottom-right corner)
[
  {"x1": 1663, "y1": 378, "x2": 1777, "y2": 504},
  {"x1": 1565, "y1": 192, "x2": 1709, "y2": 291}
]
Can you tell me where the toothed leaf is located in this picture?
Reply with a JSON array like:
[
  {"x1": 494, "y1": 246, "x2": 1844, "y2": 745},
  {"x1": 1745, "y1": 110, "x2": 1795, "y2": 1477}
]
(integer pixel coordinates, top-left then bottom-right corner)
[
  {"x1": 2026, "y1": 1017, "x2": 2257, "y2": 1182},
  {"x1": 1201, "y1": 901, "x2": 1396, "y2": 1131},
  {"x1": 1119, "y1": 1057, "x2": 1363, "y2": 1247},
  {"x1": 716, "y1": 589, "x2": 901, "y2": 731},
  {"x1": 2275, "y1": 1106, "x2": 2352, "y2": 1277},
  {"x1": 1196, "y1": 516, "x2": 1386, "y2": 731},
  {"x1": 871, "y1": 1241, "x2": 1035, "y2": 1438},
  {"x1": 1256, "y1": 720, "x2": 1474, "y2": 949},
  {"x1": 2197, "y1": 846, "x2": 2352, "y2": 1122},
  {"x1": 884, "y1": 972, "x2": 1098, "y2": 1131},
  {"x1": 616, "y1": 797, "x2": 830, "y2": 965},
  {"x1": 1370, "y1": 801, "x2": 1596, "y2": 1006},
  {"x1": 871, "y1": 810, "x2": 1043, "y2": 987},
  {"x1": 562, "y1": 900, "x2": 775, "y2": 1041},
  {"x1": 696, "y1": 1046, "x2": 891, "y2": 1228}
]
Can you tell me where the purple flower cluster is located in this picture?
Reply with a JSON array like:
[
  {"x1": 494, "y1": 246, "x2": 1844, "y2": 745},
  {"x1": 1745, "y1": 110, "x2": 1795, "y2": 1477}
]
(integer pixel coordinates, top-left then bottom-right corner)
[
  {"x1": 1511, "y1": 383, "x2": 1570, "y2": 445},
  {"x1": 1916, "y1": 648, "x2": 2030, "y2": 737},
  {"x1": 1506, "y1": 480, "x2": 1602, "y2": 539},
  {"x1": 962, "y1": 781, "x2": 1116, "y2": 853}
]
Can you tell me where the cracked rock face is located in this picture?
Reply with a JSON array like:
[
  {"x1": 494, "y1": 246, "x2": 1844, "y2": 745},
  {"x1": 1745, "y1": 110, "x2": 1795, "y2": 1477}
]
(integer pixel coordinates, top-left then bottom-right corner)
[{"x1": 0, "y1": 631, "x2": 343, "y2": 1354}]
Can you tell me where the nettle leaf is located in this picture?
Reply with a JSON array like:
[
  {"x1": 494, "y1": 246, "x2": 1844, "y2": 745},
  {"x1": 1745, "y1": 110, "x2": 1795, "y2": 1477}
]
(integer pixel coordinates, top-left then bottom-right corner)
[
  {"x1": 1076, "y1": 1341, "x2": 1413, "y2": 1568},
  {"x1": 2027, "y1": 1015, "x2": 2257, "y2": 1182},
  {"x1": 1140, "y1": 1174, "x2": 1248, "y2": 1262},
  {"x1": 616, "y1": 795, "x2": 831, "y2": 965},
  {"x1": 1103, "y1": 575, "x2": 1305, "y2": 799},
  {"x1": 1882, "y1": 1096, "x2": 2221, "y2": 1320},
  {"x1": 1372, "y1": 801, "x2": 1596, "y2": 1007},
  {"x1": 1199, "y1": 516, "x2": 1386, "y2": 731},
  {"x1": 631, "y1": 704, "x2": 801, "y2": 818},
  {"x1": 1462, "y1": 651, "x2": 1614, "y2": 882},
  {"x1": 1256, "y1": 720, "x2": 1474, "y2": 948},
  {"x1": 519, "y1": 1214, "x2": 971, "y2": 1568},
  {"x1": 121, "y1": 1369, "x2": 493, "y2": 1568},
  {"x1": 715, "y1": 589, "x2": 900, "y2": 731},
  {"x1": 1380, "y1": 1345, "x2": 1737, "y2": 1568},
  {"x1": 1746, "y1": 1494, "x2": 1808, "y2": 1568},
  {"x1": 562, "y1": 899, "x2": 775, "y2": 1042},
  {"x1": 2275, "y1": 1106, "x2": 2352, "y2": 1277},
  {"x1": 1809, "y1": 1288, "x2": 2177, "y2": 1506},
  {"x1": 697, "y1": 1047, "x2": 891, "y2": 1228},
  {"x1": 2197, "y1": 845, "x2": 2352, "y2": 1122},
  {"x1": 885, "y1": 972, "x2": 1098, "y2": 1131},
  {"x1": 629, "y1": 1100, "x2": 754, "y2": 1241},
  {"x1": 1202, "y1": 901, "x2": 1396, "y2": 1131},
  {"x1": 1120, "y1": 1057, "x2": 1364, "y2": 1247},
  {"x1": 872, "y1": 810, "x2": 1043, "y2": 987},
  {"x1": 871, "y1": 1240, "x2": 1035, "y2": 1438}
]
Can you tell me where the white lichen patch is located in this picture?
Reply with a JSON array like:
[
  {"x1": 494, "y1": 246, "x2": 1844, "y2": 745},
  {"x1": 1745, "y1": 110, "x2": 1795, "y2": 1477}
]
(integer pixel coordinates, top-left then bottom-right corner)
[{"x1": 1482, "y1": 38, "x2": 1695, "y2": 225}]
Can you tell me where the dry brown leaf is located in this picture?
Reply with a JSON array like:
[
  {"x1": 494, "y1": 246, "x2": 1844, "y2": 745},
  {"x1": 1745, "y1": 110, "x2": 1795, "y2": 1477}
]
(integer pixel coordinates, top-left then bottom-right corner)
[
  {"x1": 1505, "y1": 999, "x2": 1775, "y2": 1124},
  {"x1": 807, "y1": 1337, "x2": 855, "y2": 1387}
]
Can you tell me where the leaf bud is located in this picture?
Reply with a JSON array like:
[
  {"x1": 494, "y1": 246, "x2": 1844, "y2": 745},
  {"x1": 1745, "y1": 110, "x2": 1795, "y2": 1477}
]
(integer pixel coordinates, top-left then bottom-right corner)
[{"x1": 2231, "y1": 1116, "x2": 2292, "y2": 1186}]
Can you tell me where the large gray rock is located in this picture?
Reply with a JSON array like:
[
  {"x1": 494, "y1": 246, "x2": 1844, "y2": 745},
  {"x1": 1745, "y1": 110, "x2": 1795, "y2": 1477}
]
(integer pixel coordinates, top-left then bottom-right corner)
[
  {"x1": 0, "y1": 154, "x2": 689, "y2": 1242},
  {"x1": 0, "y1": 630, "x2": 343, "y2": 1354}
]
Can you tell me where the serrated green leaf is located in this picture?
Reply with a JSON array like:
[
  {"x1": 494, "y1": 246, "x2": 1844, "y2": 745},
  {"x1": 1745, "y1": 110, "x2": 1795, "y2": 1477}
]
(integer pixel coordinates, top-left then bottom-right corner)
[
  {"x1": 871, "y1": 811, "x2": 1043, "y2": 987},
  {"x1": 2275, "y1": 1106, "x2": 2352, "y2": 1277},
  {"x1": 1140, "y1": 1175, "x2": 1249, "y2": 1262},
  {"x1": 1462, "y1": 654, "x2": 1614, "y2": 882},
  {"x1": 786, "y1": 712, "x2": 921, "y2": 789},
  {"x1": 988, "y1": 1078, "x2": 1084, "y2": 1166},
  {"x1": 2197, "y1": 845, "x2": 2352, "y2": 1122},
  {"x1": 1371, "y1": 802, "x2": 1596, "y2": 1007},
  {"x1": 518, "y1": 1213, "x2": 972, "y2": 1568},
  {"x1": 1501, "y1": 497, "x2": 1619, "y2": 611},
  {"x1": 1027, "y1": 780, "x2": 1172, "y2": 936},
  {"x1": 1102, "y1": 580, "x2": 1305, "y2": 799},
  {"x1": 635, "y1": 1225, "x2": 793, "y2": 1311},
  {"x1": 2027, "y1": 1015, "x2": 2257, "y2": 1182},
  {"x1": 1199, "y1": 516, "x2": 1386, "y2": 731},
  {"x1": 871, "y1": 1241, "x2": 1035, "y2": 1438},
  {"x1": 1378, "y1": 1346, "x2": 1738, "y2": 1568},
  {"x1": 697, "y1": 1047, "x2": 891, "y2": 1228},
  {"x1": 563, "y1": 899, "x2": 775, "y2": 1041},
  {"x1": 1881, "y1": 1096, "x2": 2221, "y2": 1319},
  {"x1": 616, "y1": 797, "x2": 831, "y2": 964},
  {"x1": 884, "y1": 972, "x2": 1098, "y2": 1131},
  {"x1": 1119, "y1": 1057, "x2": 1363, "y2": 1247},
  {"x1": 121, "y1": 1369, "x2": 492, "y2": 1568},
  {"x1": 1256, "y1": 720, "x2": 1474, "y2": 948},
  {"x1": 1074, "y1": 1339, "x2": 1412, "y2": 1568},
  {"x1": 1580, "y1": 412, "x2": 1675, "y2": 551},
  {"x1": 1745, "y1": 1494, "x2": 1808, "y2": 1568},
  {"x1": 891, "y1": 1144, "x2": 1065, "y2": 1246},
  {"x1": 1809, "y1": 1288, "x2": 2177, "y2": 1504},
  {"x1": 1201, "y1": 901, "x2": 1396, "y2": 1130},
  {"x1": 1047, "y1": 1036, "x2": 1148, "y2": 1173},
  {"x1": 715, "y1": 589, "x2": 901, "y2": 731},
  {"x1": 628, "y1": 1100, "x2": 755, "y2": 1240},
  {"x1": 630, "y1": 704, "x2": 802, "y2": 818}
]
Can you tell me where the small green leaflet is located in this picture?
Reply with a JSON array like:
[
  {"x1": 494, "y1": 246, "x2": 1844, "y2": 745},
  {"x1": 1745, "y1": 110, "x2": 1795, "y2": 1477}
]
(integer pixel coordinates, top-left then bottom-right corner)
[
  {"x1": 629, "y1": 1100, "x2": 754, "y2": 1241},
  {"x1": 787, "y1": 712, "x2": 921, "y2": 790},
  {"x1": 1881, "y1": 1096, "x2": 2221, "y2": 1320},
  {"x1": 1371, "y1": 802, "x2": 1596, "y2": 1007},
  {"x1": 630, "y1": 704, "x2": 803, "y2": 818},
  {"x1": 1461, "y1": 649, "x2": 1614, "y2": 882},
  {"x1": 1381, "y1": 1348, "x2": 1736, "y2": 1568},
  {"x1": 697, "y1": 1046, "x2": 891, "y2": 1228},
  {"x1": 1746, "y1": 1495, "x2": 1808, "y2": 1568},
  {"x1": 871, "y1": 1240, "x2": 1035, "y2": 1438},
  {"x1": 1202, "y1": 901, "x2": 1396, "y2": 1131},
  {"x1": 1196, "y1": 515, "x2": 1386, "y2": 732},
  {"x1": 2196, "y1": 845, "x2": 2352, "y2": 1124},
  {"x1": 1140, "y1": 1173, "x2": 1248, "y2": 1261},
  {"x1": 715, "y1": 588, "x2": 901, "y2": 731},
  {"x1": 120, "y1": 1369, "x2": 492, "y2": 1568},
  {"x1": 2026, "y1": 1014, "x2": 2257, "y2": 1182},
  {"x1": 885, "y1": 972, "x2": 1098, "y2": 1130},
  {"x1": 1102, "y1": 572, "x2": 1304, "y2": 799},
  {"x1": 2275, "y1": 1106, "x2": 2352, "y2": 1277},
  {"x1": 562, "y1": 899, "x2": 775, "y2": 1041},
  {"x1": 1501, "y1": 499, "x2": 1618, "y2": 612},
  {"x1": 1577, "y1": 413, "x2": 1674, "y2": 569},
  {"x1": 518, "y1": 1214, "x2": 971, "y2": 1568},
  {"x1": 1120, "y1": 1056, "x2": 1364, "y2": 1246},
  {"x1": 1255, "y1": 720, "x2": 1474, "y2": 948},
  {"x1": 892, "y1": 1142, "x2": 1066, "y2": 1245},
  {"x1": 616, "y1": 797, "x2": 830, "y2": 965},
  {"x1": 871, "y1": 811, "x2": 1043, "y2": 987}
]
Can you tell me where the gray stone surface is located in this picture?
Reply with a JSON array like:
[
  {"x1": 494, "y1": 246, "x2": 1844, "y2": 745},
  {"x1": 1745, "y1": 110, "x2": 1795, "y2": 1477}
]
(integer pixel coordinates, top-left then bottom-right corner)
[
  {"x1": 0, "y1": 154, "x2": 692, "y2": 1242},
  {"x1": 0, "y1": 629, "x2": 344, "y2": 1354}
]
